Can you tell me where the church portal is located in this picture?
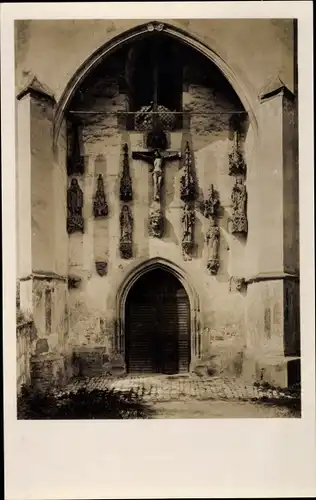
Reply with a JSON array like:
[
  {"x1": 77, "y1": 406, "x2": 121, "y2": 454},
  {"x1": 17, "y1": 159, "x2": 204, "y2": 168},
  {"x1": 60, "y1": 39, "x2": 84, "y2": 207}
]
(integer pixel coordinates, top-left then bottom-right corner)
[{"x1": 125, "y1": 269, "x2": 191, "y2": 374}]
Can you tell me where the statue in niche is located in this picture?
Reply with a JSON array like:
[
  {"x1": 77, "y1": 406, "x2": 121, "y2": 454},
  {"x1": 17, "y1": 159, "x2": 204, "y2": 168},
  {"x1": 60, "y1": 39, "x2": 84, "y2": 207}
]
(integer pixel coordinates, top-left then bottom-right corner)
[
  {"x1": 204, "y1": 184, "x2": 220, "y2": 218},
  {"x1": 181, "y1": 203, "x2": 195, "y2": 259},
  {"x1": 205, "y1": 218, "x2": 220, "y2": 275},
  {"x1": 120, "y1": 144, "x2": 133, "y2": 202},
  {"x1": 180, "y1": 141, "x2": 196, "y2": 202},
  {"x1": 230, "y1": 178, "x2": 248, "y2": 235},
  {"x1": 119, "y1": 205, "x2": 133, "y2": 259},
  {"x1": 132, "y1": 148, "x2": 181, "y2": 202},
  {"x1": 93, "y1": 174, "x2": 108, "y2": 218},
  {"x1": 67, "y1": 178, "x2": 84, "y2": 234},
  {"x1": 149, "y1": 201, "x2": 164, "y2": 238}
]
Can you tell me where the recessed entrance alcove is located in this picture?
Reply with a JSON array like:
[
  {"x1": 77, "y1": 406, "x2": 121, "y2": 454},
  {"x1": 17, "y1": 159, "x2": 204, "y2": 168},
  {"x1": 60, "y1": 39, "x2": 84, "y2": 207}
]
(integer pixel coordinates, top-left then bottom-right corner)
[{"x1": 125, "y1": 268, "x2": 190, "y2": 374}]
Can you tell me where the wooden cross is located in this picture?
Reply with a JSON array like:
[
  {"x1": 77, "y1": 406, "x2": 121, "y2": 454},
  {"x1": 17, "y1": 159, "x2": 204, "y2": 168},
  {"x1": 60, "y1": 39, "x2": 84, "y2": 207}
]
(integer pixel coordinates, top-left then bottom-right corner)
[{"x1": 132, "y1": 148, "x2": 181, "y2": 202}]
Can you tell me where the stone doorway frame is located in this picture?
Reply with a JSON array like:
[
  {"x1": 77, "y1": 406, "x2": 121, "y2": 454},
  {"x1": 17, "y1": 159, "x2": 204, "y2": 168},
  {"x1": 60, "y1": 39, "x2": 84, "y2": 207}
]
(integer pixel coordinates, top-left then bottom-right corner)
[{"x1": 115, "y1": 258, "x2": 202, "y2": 370}]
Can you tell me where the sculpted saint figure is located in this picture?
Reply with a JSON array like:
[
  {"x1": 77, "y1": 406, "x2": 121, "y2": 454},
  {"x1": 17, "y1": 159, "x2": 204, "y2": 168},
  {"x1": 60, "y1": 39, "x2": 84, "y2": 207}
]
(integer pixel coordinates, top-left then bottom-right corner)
[
  {"x1": 230, "y1": 178, "x2": 248, "y2": 235},
  {"x1": 206, "y1": 218, "x2": 220, "y2": 260},
  {"x1": 68, "y1": 178, "x2": 83, "y2": 216},
  {"x1": 181, "y1": 203, "x2": 195, "y2": 243},
  {"x1": 232, "y1": 178, "x2": 247, "y2": 215},
  {"x1": 119, "y1": 205, "x2": 133, "y2": 259},
  {"x1": 120, "y1": 205, "x2": 133, "y2": 242},
  {"x1": 205, "y1": 217, "x2": 220, "y2": 274},
  {"x1": 93, "y1": 174, "x2": 108, "y2": 218},
  {"x1": 67, "y1": 178, "x2": 84, "y2": 233}
]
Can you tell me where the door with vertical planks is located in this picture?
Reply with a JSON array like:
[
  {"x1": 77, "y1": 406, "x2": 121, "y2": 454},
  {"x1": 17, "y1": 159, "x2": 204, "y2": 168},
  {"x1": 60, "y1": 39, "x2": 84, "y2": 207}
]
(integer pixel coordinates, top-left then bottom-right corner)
[{"x1": 125, "y1": 268, "x2": 190, "y2": 374}]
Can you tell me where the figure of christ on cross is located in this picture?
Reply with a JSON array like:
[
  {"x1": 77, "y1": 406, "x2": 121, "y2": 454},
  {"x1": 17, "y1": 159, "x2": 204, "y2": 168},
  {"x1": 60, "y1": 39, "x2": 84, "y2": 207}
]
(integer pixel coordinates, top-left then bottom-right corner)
[{"x1": 132, "y1": 148, "x2": 182, "y2": 201}]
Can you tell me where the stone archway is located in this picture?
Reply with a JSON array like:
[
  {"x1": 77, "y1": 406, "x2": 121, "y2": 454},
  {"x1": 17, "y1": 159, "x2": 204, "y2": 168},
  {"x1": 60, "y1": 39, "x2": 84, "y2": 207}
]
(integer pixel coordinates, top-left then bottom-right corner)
[
  {"x1": 114, "y1": 258, "x2": 202, "y2": 371},
  {"x1": 53, "y1": 20, "x2": 259, "y2": 146}
]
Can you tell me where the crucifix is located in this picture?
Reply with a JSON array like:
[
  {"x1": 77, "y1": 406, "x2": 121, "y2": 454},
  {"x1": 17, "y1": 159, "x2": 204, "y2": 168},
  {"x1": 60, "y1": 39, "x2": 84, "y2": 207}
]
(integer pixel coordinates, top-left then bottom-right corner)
[
  {"x1": 132, "y1": 148, "x2": 181, "y2": 202},
  {"x1": 132, "y1": 36, "x2": 182, "y2": 202}
]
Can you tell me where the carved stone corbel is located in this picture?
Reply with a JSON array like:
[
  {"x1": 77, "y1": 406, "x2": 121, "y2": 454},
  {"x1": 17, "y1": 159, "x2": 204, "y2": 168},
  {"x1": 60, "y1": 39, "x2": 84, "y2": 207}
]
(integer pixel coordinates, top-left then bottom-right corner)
[
  {"x1": 149, "y1": 201, "x2": 164, "y2": 238},
  {"x1": 229, "y1": 276, "x2": 247, "y2": 293},
  {"x1": 120, "y1": 144, "x2": 133, "y2": 202},
  {"x1": 95, "y1": 261, "x2": 108, "y2": 277},
  {"x1": 68, "y1": 275, "x2": 82, "y2": 290}
]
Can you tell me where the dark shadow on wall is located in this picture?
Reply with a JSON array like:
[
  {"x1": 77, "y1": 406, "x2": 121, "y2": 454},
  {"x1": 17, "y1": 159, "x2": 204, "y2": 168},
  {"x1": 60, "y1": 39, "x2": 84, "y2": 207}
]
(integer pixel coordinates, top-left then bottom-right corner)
[
  {"x1": 216, "y1": 229, "x2": 230, "y2": 283},
  {"x1": 164, "y1": 163, "x2": 179, "y2": 209},
  {"x1": 163, "y1": 217, "x2": 179, "y2": 245},
  {"x1": 193, "y1": 216, "x2": 204, "y2": 259}
]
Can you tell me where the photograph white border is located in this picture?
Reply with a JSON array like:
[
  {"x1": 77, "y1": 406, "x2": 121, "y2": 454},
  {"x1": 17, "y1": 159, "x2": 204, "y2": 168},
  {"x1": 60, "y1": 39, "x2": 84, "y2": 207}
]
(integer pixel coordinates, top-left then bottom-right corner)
[{"x1": 2, "y1": 2, "x2": 315, "y2": 499}]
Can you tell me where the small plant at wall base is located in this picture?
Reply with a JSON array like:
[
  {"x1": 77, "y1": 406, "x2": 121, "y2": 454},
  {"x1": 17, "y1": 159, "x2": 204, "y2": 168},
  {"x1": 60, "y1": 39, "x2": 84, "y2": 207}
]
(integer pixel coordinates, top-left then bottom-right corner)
[
  {"x1": 17, "y1": 385, "x2": 155, "y2": 419},
  {"x1": 252, "y1": 381, "x2": 301, "y2": 416}
]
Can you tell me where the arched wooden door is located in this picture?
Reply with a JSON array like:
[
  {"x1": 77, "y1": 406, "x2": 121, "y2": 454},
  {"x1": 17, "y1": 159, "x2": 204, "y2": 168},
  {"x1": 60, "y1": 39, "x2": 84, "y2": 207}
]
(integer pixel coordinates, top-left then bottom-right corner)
[{"x1": 125, "y1": 269, "x2": 190, "y2": 374}]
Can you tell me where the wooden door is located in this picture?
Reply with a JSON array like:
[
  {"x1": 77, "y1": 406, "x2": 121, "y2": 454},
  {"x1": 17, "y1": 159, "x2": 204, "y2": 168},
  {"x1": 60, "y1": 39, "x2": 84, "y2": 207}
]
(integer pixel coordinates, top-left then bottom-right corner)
[{"x1": 125, "y1": 269, "x2": 190, "y2": 374}]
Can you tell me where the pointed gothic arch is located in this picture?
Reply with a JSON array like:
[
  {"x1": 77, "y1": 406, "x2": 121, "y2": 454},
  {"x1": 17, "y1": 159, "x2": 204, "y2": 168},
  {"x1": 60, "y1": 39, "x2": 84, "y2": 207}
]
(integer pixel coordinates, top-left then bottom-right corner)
[
  {"x1": 53, "y1": 20, "x2": 259, "y2": 147},
  {"x1": 113, "y1": 257, "x2": 202, "y2": 368}
]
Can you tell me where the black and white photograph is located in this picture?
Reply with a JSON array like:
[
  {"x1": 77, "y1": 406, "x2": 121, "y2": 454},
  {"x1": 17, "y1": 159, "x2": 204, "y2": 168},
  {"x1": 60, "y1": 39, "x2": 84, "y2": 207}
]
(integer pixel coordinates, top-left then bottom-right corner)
[
  {"x1": 14, "y1": 15, "x2": 301, "y2": 420},
  {"x1": 2, "y1": 2, "x2": 315, "y2": 499}
]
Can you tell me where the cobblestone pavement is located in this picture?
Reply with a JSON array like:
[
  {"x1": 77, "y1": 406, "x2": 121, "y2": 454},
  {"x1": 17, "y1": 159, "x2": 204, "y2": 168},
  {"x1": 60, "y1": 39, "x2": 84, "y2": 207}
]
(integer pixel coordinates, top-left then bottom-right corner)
[{"x1": 64, "y1": 374, "x2": 298, "y2": 403}]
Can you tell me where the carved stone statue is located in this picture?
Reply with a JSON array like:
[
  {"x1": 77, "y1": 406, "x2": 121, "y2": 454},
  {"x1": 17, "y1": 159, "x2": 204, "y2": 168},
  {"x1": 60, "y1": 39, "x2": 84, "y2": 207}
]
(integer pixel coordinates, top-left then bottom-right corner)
[
  {"x1": 149, "y1": 202, "x2": 164, "y2": 238},
  {"x1": 67, "y1": 178, "x2": 84, "y2": 234},
  {"x1": 120, "y1": 144, "x2": 133, "y2": 202},
  {"x1": 180, "y1": 141, "x2": 196, "y2": 202},
  {"x1": 204, "y1": 184, "x2": 220, "y2": 218},
  {"x1": 132, "y1": 148, "x2": 181, "y2": 202},
  {"x1": 230, "y1": 178, "x2": 248, "y2": 235},
  {"x1": 206, "y1": 218, "x2": 220, "y2": 275},
  {"x1": 152, "y1": 150, "x2": 164, "y2": 202},
  {"x1": 119, "y1": 205, "x2": 133, "y2": 259},
  {"x1": 229, "y1": 276, "x2": 246, "y2": 293},
  {"x1": 181, "y1": 203, "x2": 195, "y2": 259},
  {"x1": 93, "y1": 174, "x2": 108, "y2": 218}
]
